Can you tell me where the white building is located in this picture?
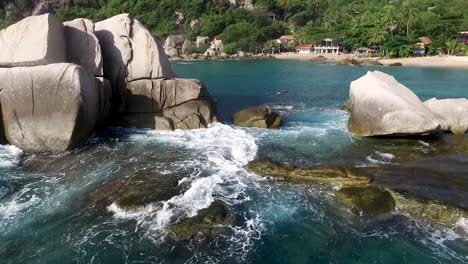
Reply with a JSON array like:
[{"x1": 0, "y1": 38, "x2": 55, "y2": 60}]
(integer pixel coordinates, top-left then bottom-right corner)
[
  {"x1": 296, "y1": 44, "x2": 314, "y2": 54},
  {"x1": 314, "y1": 38, "x2": 341, "y2": 54}
]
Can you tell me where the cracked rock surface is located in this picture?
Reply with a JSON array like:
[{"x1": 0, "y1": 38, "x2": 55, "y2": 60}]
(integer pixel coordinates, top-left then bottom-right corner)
[
  {"x1": 0, "y1": 63, "x2": 99, "y2": 152},
  {"x1": 0, "y1": 14, "x2": 66, "y2": 67}
]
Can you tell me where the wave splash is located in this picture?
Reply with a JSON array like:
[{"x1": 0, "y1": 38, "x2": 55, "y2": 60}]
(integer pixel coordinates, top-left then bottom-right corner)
[{"x1": 107, "y1": 123, "x2": 260, "y2": 241}]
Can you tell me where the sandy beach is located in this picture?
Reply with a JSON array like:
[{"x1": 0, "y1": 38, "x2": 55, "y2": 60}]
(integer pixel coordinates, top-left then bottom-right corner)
[{"x1": 275, "y1": 53, "x2": 468, "y2": 69}]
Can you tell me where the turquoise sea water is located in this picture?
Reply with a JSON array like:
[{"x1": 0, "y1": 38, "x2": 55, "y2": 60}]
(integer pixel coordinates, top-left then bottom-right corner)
[{"x1": 0, "y1": 60, "x2": 467, "y2": 263}]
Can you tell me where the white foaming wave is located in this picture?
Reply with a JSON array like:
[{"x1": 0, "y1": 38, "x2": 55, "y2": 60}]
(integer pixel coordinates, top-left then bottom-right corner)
[
  {"x1": 454, "y1": 218, "x2": 468, "y2": 236},
  {"x1": 366, "y1": 151, "x2": 396, "y2": 164},
  {"x1": 0, "y1": 145, "x2": 23, "y2": 168},
  {"x1": 0, "y1": 187, "x2": 40, "y2": 219},
  {"x1": 108, "y1": 123, "x2": 259, "y2": 239}
]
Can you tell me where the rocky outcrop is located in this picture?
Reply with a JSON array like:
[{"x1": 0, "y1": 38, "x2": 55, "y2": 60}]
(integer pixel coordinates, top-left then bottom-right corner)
[
  {"x1": 0, "y1": 14, "x2": 65, "y2": 67},
  {"x1": 121, "y1": 78, "x2": 217, "y2": 130},
  {"x1": 196, "y1": 36, "x2": 210, "y2": 47},
  {"x1": 82, "y1": 169, "x2": 180, "y2": 210},
  {"x1": 233, "y1": 106, "x2": 282, "y2": 128},
  {"x1": 32, "y1": 1, "x2": 56, "y2": 16},
  {"x1": 163, "y1": 34, "x2": 187, "y2": 57},
  {"x1": 168, "y1": 201, "x2": 231, "y2": 241},
  {"x1": 246, "y1": 156, "x2": 373, "y2": 186},
  {"x1": 95, "y1": 13, "x2": 176, "y2": 102},
  {"x1": 0, "y1": 63, "x2": 99, "y2": 152},
  {"x1": 64, "y1": 18, "x2": 103, "y2": 76},
  {"x1": 338, "y1": 58, "x2": 361, "y2": 66},
  {"x1": 337, "y1": 186, "x2": 395, "y2": 216},
  {"x1": 190, "y1": 19, "x2": 201, "y2": 34},
  {"x1": 0, "y1": 13, "x2": 218, "y2": 152},
  {"x1": 347, "y1": 71, "x2": 442, "y2": 137},
  {"x1": 424, "y1": 98, "x2": 468, "y2": 134}
]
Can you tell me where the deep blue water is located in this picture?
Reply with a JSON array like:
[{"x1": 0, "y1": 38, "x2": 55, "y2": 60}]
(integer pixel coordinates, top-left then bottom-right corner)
[{"x1": 0, "y1": 60, "x2": 467, "y2": 263}]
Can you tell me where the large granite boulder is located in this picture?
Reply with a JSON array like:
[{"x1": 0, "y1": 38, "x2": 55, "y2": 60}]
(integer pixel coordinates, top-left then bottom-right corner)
[
  {"x1": 424, "y1": 98, "x2": 468, "y2": 134},
  {"x1": 163, "y1": 34, "x2": 186, "y2": 57},
  {"x1": 190, "y1": 19, "x2": 201, "y2": 34},
  {"x1": 336, "y1": 186, "x2": 395, "y2": 216},
  {"x1": 347, "y1": 71, "x2": 441, "y2": 137},
  {"x1": 64, "y1": 18, "x2": 103, "y2": 76},
  {"x1": 233, "y1": 106, "x2": 282, "y2": 128},
  {"x1": 0, "y1": 14, "x2": 65, "y2": 67},
  {"x1": 95, "y1": 13, "x2": 176, "y2": 105},
  {"x1": 122, "y1": 79, "x2": 217, "y2": 130},
  {"x1": 0, "y1": 63, "x2": 99, "y2": 152}
]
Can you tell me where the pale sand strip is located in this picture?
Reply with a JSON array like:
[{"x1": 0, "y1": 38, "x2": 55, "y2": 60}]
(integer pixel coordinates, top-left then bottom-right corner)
[{"x1": 274, "y1": 53, "x2": 468, "y2": 69}]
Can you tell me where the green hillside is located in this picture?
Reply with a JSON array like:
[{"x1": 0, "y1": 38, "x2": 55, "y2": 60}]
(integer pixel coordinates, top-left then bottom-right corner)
[{"x1": 1, "y1": 0, "x2": 467, "y2": 56}]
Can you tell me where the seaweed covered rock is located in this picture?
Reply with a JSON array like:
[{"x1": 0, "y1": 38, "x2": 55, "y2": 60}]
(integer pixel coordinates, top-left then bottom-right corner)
[
  {"x1": 0, "y1": 14, "x2": 65, "y2": 67},
  {"x1": 424, "y1": 98, "x2": 468, "y2": 134},
  {"x1": 83, "y1": 170, "x2": 180, "y2": 210},
  {"x1": 0, "y1": 63, "x2": 99, "y2": 152},
  {"x1": 337, "y1": 186, "x2": 395, "y2": 216},
  {"x1": 233, "y1": 106, "x2": 282, "y2": 128},
  {"x1": 391, "y1": 191, "x2": 468, "y2": 226},
  {"x1": 246, "y1": 156, "x2": 373, "y2": 186},
  {"x1": 347, "y1": 71, "x2": 442, "y2": 137},
  {"x1": 167, "y1": 201, "x2": 231, "y2": 241}
]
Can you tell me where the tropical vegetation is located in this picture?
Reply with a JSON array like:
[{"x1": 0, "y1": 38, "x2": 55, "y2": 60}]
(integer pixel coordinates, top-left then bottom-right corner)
[{"x1": 1, "y1": 0, "x2": 467, "y2": 57}]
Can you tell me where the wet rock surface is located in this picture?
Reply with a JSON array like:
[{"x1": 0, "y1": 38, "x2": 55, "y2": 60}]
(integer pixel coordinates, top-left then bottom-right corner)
[
  {"x1": 167, "y1": 201, "x2": 231, "y2": 241},
  {"x1": 83, "y1": 170, "x2": 180, "y2": 210},
  {"x1": 336, "y1": 186, "x2": 395, "y2": 216},
  {"x1": 233, "y1": 106, "x2": 282, "y2": 128}
]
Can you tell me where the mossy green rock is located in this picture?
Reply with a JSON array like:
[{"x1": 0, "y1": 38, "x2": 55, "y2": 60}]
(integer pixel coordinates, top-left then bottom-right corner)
[
  {"x1": 83, "y1": 170, "x2": 180, "y2": 210},
  {"x1": 168, "y1": 201, "x2": 230, "y2": 241},
  {"x1": 246, "y1": 156, "x2": 373, "y2": 186},
  {"x1": 337, "y1": 186, "x2": 396, "y2": 216},
  {"x1": 391, "y1": 191, "x2": 468, "y2": 226}
]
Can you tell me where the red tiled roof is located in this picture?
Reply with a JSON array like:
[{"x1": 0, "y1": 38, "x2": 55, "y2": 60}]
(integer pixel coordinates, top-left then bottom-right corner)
[
  {"x1": 279, "y1": 35, "x2": 295, "y2": 41},
  {"x1": 296, "y1": 44, "x2": 314, "y2": 49},
  {"x1": 418, "y1": 36, "x2": 432, "y2": 45}
]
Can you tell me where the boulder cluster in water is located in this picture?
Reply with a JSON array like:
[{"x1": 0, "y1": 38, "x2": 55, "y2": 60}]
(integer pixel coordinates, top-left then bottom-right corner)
[
  {"x1": 0, "y1": 13, "x2": 217, "y2": 153},
  {"x1": 345, "y1": 71, "x2": 468, "y2": 137}
]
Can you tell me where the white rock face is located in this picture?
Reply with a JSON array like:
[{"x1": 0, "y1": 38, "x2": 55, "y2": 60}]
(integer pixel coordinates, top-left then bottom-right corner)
[
  {"x1": 0, "y1": 64, "x2": 99, "y2": 152},
  {"x1": 348, "y1": 71, "x2": 441, "y2": 136},
  {"x1": 163, "y1": 34, "x2": 186, "y2": 57},
  {"x1": 424, "y1": 98, "x2": 468, "y2": 134},
  {"x1": 0, "y1": 14, "x2": 66, "y2": 67},
  {"x1": 64, "y1": 18, "x2": 103, "y2": 76},
  {"x1": 95, "y1": 14, "x2": 175, "y2": 95}
]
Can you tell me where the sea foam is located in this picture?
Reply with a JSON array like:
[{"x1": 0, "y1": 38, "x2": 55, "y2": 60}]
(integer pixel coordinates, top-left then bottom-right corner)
[
  {"x1": 0, "y1": 145, "x2": 23, "y2": 168},
  {"x1": 107, "y1": 123, "x2": 259, "y2": 240}
]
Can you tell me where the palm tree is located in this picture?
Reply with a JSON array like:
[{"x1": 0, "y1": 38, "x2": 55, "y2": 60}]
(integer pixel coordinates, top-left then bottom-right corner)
[
  {"x1": 445, "y1": 39, "x2": 459, "y2": 56},
  {"x1": 401, "y1": 0, "x2": 416, "y2": 38},
  {"x1": 368, "y1": 27, "x2": 388, "y2": 46}
]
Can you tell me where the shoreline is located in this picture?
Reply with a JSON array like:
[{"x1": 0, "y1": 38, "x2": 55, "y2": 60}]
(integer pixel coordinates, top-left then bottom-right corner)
[{"x1": 274, "y1": 53, "x2": 468, "y2": 69}]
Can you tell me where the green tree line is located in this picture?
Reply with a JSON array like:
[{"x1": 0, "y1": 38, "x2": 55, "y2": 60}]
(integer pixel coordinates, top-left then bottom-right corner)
[{"x1": 1, "y1": 0, "x2": 467, "y2": 57}]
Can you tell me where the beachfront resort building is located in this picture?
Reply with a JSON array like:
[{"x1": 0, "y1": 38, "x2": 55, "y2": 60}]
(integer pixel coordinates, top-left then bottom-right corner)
[
  {"x1": 296, "y1": 44, "x2": 314, "y2": 54},
  {"x1": 276, "y1": 35, "x2": 295, "y2": 45},
  {"x1": 314, "y1": 38, "x2": 342, "y2": 54},
  {"x1": 459, "y1": 31, "x2": 468, "y2": 44},
  {"x1": 354, "y1": 47, "x2": 376, "y2": 57}
]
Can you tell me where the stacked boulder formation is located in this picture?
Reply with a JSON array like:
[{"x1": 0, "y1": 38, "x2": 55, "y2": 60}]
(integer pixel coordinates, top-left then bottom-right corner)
[
  {"x1": 0, "y1": 13, "x2": 217, "y2": 152},
  {"x1": 345, "y1": 71, "x2": 467, "y2": 137}
]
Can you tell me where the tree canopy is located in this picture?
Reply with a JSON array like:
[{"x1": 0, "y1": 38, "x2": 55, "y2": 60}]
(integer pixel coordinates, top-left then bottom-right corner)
[{"x1": 1, "y1": 0, "x2": 467, "y2": 57}]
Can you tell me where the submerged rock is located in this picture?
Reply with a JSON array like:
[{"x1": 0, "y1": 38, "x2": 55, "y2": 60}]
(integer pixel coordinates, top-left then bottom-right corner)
[
  {"x1": 246, "y1": 157, "x2": 373, "y2": 186},
  {"x1": 233, "y1": 106, "x2": 282, "y2": 128},
  {"x1": 83, "y1": 170, "x2": 180, "y2": 210},
  {"x1": 391, "y1": 191, "x2": 468, "y2": 226},
  {"x1": 0, "y1": 14, "x2": 65, "y2": 67},
  {"x1": 424, "y1": 98, "x2": 468, "y2": 134},
  {"x1": 308, "y1": 55, "x2": 327, "y2": 62},
  {"x1": 167, "y1": 201, "x2": 231, "y2": 241},
  {"x1": 0, "y1": 63, "x2": 99, "y2": 152},
  {"x1": 337, "y1": 186, "x2": 395, "y2": 216},
  {"x1": 338, "y1": 58, "x2": 361, "y2": 66},
  {"x1": 388, "y1": 62, "x2": 402, "y2": 67},
  {"x1": 347, "y1": 71, "x2": 442, "y2": 137}
]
